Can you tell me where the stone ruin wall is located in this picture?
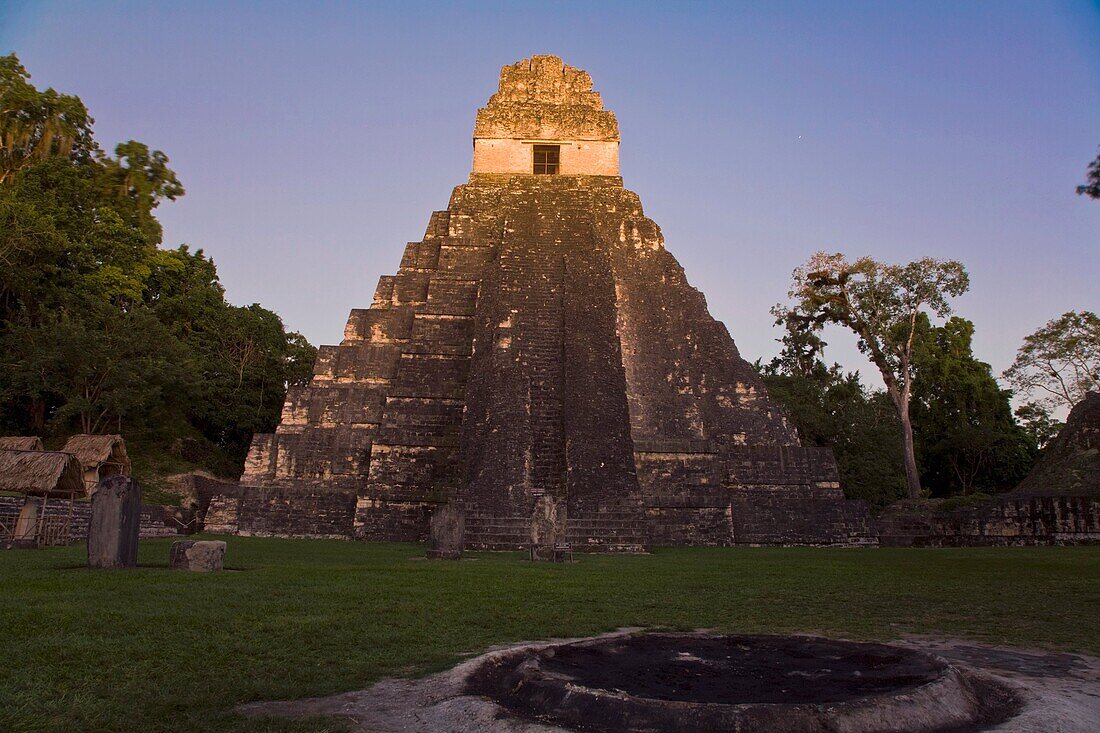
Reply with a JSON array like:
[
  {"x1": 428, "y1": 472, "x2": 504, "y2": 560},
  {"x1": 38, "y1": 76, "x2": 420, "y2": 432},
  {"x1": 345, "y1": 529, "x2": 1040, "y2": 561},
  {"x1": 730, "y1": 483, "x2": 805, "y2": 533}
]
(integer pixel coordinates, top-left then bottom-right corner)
[
  {"x1": 472, "y1": 140, "x2": 618, "y2": 177},
  {"x1": 472, "y1": 56, "x2": 620, "y2": 178},
  {"x1": 877, "y1": 496, "x2": 1100, "y2": 547},
  {"x1": 197, "y1": 483, "x2": 1100, "y2": 547},
  {"x1": 0, "y1": 495, "x2": 185, "y2": 543},
  {"x1": 203, "y1": 487, "x2": 356, "y2": 539}
]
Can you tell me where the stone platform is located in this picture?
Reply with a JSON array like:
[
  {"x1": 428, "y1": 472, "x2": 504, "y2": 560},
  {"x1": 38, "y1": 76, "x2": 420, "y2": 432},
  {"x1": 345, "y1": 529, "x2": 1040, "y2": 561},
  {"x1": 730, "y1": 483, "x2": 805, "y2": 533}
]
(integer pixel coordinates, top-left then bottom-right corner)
[{"x1": 239, "y1": 630, "x2": 1100, "y2": 732}]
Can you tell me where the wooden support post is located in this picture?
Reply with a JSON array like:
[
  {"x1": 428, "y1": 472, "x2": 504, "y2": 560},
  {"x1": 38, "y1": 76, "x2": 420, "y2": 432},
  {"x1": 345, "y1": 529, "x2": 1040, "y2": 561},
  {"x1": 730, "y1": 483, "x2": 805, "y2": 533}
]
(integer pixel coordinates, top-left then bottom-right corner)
[
  {"x1": 37, "y1": 494, "x2": 49, "y2": 548},
  {"x1": 64, "y1": 497, "x2": 75, "y2": 546}
]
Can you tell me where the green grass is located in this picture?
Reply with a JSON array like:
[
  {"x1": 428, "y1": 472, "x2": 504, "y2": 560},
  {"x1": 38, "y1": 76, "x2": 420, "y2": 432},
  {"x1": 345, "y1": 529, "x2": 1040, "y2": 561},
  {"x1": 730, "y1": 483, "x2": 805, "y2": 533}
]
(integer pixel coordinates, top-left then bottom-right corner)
[{"x1": 1, "y1": 538, "x2": 1097, "y2": 733}]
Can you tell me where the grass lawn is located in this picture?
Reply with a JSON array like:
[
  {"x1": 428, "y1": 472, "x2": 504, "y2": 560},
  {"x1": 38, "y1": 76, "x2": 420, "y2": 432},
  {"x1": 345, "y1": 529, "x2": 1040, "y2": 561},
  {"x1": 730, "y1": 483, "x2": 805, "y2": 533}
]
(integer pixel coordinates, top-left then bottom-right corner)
[{"x1": 1, "y1": 537, "x2": 1097, "y2": 733}]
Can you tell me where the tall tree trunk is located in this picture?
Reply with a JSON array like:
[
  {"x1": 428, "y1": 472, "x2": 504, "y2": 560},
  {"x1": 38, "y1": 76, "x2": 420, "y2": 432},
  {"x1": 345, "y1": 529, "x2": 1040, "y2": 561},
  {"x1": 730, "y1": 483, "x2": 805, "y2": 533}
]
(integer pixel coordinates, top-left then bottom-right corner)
[
  {"x1": 898, "y1": 399, "x2": 921, "y2": 499},
  {"x1": 27, "y1": 397, "x2": 45, "y2": 433},
  {"x1": 878, "y1": 366, "x2": 923, "y2": 501}
]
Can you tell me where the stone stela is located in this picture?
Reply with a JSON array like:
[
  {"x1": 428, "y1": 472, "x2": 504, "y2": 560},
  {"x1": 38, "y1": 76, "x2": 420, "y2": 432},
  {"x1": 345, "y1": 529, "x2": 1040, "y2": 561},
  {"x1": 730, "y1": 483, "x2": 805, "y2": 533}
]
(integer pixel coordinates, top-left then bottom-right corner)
[
  {"x1": 87, "y1": 475, "x2": 141, "y2": 569},
  {"x1": 219, "y1": 55, "x2": 875, "y2": 551}
]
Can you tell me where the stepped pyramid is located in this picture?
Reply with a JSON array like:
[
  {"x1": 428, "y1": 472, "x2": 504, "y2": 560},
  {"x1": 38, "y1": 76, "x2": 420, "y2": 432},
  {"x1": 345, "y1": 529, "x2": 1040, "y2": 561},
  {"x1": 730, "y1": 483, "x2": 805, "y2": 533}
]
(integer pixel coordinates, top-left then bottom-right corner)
[{"x1": 223, "y1": 56, "x2": 874, "y2": 549}]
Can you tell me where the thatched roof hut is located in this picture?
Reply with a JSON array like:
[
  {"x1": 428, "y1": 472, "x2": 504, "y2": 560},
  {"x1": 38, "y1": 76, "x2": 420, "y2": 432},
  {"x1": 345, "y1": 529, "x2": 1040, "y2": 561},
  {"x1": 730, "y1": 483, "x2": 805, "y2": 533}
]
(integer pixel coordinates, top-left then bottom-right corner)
[
  {"x1": 0, "y1": 449, "x2": 84, "y2": 497},
  {"x1": 61, "y1": 434, "x2": 131, "y2": 494},
  {"x1": 0, "y1": 436, "x2": 44, "y2": 451},
  {"x1": 62, "y1": 434, "x2": 130, "y2": 472}
]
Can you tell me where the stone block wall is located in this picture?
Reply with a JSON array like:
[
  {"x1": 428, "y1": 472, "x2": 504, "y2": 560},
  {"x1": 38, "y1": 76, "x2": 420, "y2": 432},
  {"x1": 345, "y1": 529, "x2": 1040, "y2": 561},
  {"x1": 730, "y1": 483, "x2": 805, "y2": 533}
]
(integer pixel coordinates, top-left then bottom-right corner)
[
  {"x1": 729, "y1": 487, "x2": 876, "y2": 546},
  {"x1": 353, "y1": 497, "x2": 434, "y2": 541},
  {"x1": 877, "y1": 496, "x2": 1100, "y2": 547},
  {"x1": 0, "y1": 495, "x2": 186, "y2": 544},
  {"x1": 472, "y1": 139, "x2": 619, "y2": 176},
  {"x1": 725, "y1": 446, "x2": 841, "y2": 489},
  {"x1": 203, "y1": 487, "x2": 355, "y2": 539},
  {"x1": 635, "y1": 446, "x2": 872, "y2": 546}
]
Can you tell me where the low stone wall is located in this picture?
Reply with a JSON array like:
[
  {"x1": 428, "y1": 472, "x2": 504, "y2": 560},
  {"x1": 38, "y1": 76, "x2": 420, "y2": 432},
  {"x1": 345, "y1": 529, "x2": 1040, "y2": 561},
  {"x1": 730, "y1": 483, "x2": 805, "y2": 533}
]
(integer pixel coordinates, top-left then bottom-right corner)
[
  {"x1": 877, "y1": 495, "x2": 1100, "y2": 547},
  {"x1": 163, "y1": 472, "x2": 240, "y2": 519},
  {"x1": 730, "y1": 487, "x2": 877, "y2": 547},
  {"x1": 183, "y1": 490, "x2": 1100, "y2": 548},
  {"x1": 137, "y1": 504, "x2": 191, "y2": 537},
  {"x1": 0, "y1": 495, "x2": 186, "y2": 543},
  {"x1": 166, "y1": 481, "x2": 1100, "y2": 550},
  {"x1": 353, "y1": 497, "x2": 435, "y2": 542},
  {"x1": 204, "y1": 486, "x2": 355, "y2": 539},
  {"x1": 636, "y1": 446, "x2": 876, "y2": 547}
]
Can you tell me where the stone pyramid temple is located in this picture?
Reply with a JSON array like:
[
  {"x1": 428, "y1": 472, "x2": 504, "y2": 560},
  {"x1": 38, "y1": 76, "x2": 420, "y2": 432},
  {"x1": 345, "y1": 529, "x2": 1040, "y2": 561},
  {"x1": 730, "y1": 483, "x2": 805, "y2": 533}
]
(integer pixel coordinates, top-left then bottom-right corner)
[{"x1": 213, "y1": 56, "x2": 874, "y2": 549}]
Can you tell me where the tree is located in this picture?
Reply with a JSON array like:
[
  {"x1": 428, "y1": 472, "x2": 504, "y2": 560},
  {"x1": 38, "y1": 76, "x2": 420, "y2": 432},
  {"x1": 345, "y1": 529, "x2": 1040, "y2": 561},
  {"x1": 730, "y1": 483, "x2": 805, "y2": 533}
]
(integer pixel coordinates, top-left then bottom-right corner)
[
  {"x1": 775, "y1": 252, "x2": 969, "y2": 498},
  {"x1": 0, "y1": 54, "x2": 95, "y2": 184},
  {"x1": 0, "y1": 147, "x2": 180, "y2": 319},
  {"x1": 759, "y1": 323, "x2": 907, "y2": 506},
  {"x1": 0, "y1": 53, "x2": 315, "y2": 475},
  {"x1": 183, "y1": 303, "x2": 317, "y2": 459},
  {"x1": 100, "y1": 141, "x2": 184, "y2": 245},
  {"x1": 1014, "y1": 403, "x2": 1063, "y2": 450},
  {"x1": 1003, "y1": 311, "x2": 1100, "y2": 413},
  {"x1": 1078, "y1": 148, "x2": 1100, "y2": 199},
  {"x1": 909, "y1": 315, "x2": 1035, "y2": 495},
  {"x1": 0, "y1": 303, "x2": 192, "y2": 434}
]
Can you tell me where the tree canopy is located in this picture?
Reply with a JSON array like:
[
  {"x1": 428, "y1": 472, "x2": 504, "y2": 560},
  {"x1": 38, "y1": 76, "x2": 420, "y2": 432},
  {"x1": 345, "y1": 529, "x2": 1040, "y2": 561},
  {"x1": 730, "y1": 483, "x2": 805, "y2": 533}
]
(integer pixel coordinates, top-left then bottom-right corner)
[
  {"x1": 1003, "y1": 310, "x2": 1100, "y2": 414},
  {"x1": 774, "y1": 252, "x2": 969, "y2": 498},
  {"x1": 909, "y1": 315, "x2": 1035, "y2": 495},
  {"x1": 1078, "y1": 148, "x2": 1100, "y2": 199},
  {"x1": 0, "y1": 53, "x2": 314, "y2": 474},
  {"x1": 759, "y1": 323, "x2": 907, "y2": 507},
  {"x1": 0, "y1": 54, "x2": 94, "y2": 184},
  {"x1": 760, "y1": 312, "x2": 1034, "y2": 504}
]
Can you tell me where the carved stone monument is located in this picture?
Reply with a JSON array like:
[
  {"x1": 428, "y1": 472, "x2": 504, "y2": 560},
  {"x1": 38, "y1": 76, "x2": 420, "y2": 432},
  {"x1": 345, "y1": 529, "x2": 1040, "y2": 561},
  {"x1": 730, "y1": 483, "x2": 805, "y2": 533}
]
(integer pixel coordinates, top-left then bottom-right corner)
[
  {"x1": 529, "y1": 496, "x2": 569, "y2": 562},
  {"x1": 87, "y1": 475, "x2": 141, "y2": 569},
  {"x1": 426, "y1": 505, "x2": 465, "y2": 560}
]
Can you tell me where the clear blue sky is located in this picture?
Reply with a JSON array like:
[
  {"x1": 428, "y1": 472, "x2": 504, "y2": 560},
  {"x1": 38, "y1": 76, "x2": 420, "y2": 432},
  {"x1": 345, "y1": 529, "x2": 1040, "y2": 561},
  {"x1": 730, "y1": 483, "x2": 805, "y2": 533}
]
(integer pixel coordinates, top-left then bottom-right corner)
[{"x1": 2, "y1": 1, "x2": 1098, "y2": 389}]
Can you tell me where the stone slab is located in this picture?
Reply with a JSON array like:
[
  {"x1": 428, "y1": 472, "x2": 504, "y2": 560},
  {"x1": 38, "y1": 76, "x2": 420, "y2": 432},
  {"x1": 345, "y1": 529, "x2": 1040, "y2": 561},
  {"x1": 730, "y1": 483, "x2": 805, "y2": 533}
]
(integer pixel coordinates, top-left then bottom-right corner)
[
  {"x1": 426, "y1": 505, "x2": 464, "y2": 560},
  {"x1": 87, "y1": 475, "x2": 141, "y2": 569}
]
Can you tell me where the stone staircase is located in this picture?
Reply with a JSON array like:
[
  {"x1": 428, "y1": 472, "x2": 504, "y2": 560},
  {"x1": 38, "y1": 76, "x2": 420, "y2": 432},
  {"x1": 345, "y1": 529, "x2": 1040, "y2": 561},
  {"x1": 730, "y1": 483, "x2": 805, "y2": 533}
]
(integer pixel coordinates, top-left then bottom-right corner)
[
  {"x1": 461, "y1": 509, "x2": 646, "y2": 552},
  {"x1": 230, "y1": 171, "x2": 868, "y2": 549}
]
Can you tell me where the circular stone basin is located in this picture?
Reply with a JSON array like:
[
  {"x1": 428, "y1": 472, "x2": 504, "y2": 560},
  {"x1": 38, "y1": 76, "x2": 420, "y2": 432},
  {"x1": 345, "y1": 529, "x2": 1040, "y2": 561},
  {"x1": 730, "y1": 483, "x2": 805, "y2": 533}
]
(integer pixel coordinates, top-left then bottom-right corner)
[{"x1": 467, "y1": 633, "x2": 1019, "y2": 733}]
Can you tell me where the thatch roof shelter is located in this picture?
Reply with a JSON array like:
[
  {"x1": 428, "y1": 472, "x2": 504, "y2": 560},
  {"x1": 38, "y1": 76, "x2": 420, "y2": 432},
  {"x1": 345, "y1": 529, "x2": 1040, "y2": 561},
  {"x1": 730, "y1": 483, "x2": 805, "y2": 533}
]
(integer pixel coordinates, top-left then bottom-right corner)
[
  {"x1": 0, "y1": 436, "x2": 44, "y2": 451},
  {"x1": 61, "y1": 434, "x2": 131, "y2": 494},
  {"x1": 0, "y1": 449, "x2": 84, "y2": 497}
]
